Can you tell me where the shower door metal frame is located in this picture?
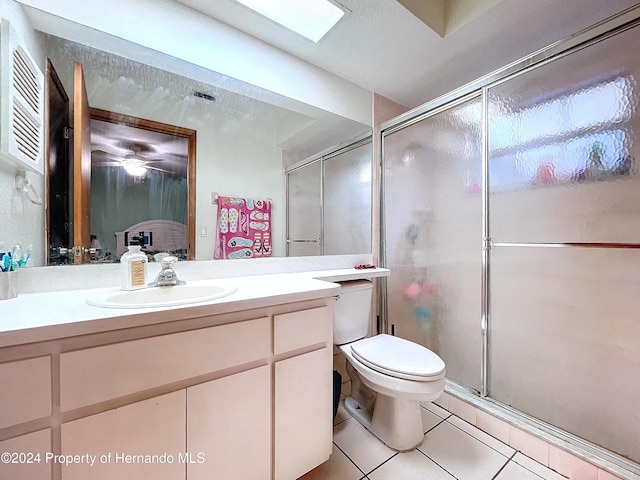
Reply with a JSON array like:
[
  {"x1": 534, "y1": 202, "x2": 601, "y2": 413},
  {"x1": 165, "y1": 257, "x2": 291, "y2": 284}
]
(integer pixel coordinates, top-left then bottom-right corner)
[{"x1": 379, "y1": 5, "x2": 640, "y2": 478}]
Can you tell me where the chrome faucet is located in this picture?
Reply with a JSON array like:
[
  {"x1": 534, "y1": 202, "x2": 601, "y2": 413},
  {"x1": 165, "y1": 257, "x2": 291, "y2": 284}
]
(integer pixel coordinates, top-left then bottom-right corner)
[{"x1": 149, "y1": 256, "x2": 186, "y2": 287}]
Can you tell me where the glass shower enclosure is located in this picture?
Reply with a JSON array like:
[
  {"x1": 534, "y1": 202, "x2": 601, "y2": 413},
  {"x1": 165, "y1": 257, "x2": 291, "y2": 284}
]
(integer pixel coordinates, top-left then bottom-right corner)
[
  {"x1": 382, "y1": 96, "x2": 483, "y2": 392},
  {"x1": 382, "y1": 10, "x2": 640, "y2": 473},
  {"x1": 286, "y1": 136, "x2": 372, "y2": 256}
]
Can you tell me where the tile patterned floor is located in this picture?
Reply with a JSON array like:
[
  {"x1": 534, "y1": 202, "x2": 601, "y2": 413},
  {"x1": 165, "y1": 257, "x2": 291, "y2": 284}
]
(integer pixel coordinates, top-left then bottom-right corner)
[{"x1": 299, "y1": 396, "x2": 568, "y2": 480}]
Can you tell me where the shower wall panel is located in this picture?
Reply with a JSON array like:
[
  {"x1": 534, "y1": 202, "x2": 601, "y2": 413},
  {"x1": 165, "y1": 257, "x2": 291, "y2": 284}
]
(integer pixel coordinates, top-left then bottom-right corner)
[{"x1": 383, "y1": 97, "x2": 483, "y2": 391}]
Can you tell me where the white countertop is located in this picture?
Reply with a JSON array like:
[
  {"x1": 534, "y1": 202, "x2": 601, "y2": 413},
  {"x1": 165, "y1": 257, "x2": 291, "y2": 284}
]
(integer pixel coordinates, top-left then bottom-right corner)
[{"x1": 0, "y1": 268, "x2": 389, "y2": 348}]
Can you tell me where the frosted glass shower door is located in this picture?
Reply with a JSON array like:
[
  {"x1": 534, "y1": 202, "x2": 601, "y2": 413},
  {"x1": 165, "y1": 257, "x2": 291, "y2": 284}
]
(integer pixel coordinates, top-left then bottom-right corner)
[
  {"x1": 286, "y1": 161, "x2": 322, "y2": 256},
  {"x1": 383, "y1": 96, "x2": 483, "y2": 391},
  {"x1": 490, "y1": 248, "x2": 640, "y2": 462},
  {"x1": 488, "y1": 26, "x2": 640, "y2": 244},
  {"x1": 487, "y1": 24, "x2": 640, "y2": 463},
  {"x1": 323, "y1": 142, "x2": 372, "y2": 255}
]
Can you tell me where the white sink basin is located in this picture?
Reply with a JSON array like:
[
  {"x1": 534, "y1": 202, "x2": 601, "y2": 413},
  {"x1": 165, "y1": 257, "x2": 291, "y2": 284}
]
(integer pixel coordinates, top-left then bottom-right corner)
[{"x1": 86, "y1": 283, "x2": 237, "y2": 308}]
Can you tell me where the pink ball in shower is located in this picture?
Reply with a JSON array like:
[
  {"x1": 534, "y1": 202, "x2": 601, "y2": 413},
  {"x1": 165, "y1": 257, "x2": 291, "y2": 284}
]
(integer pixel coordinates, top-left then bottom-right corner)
[
  {"x1": 404, "y1": 282, "x2": 422, "y2": 299},
  {"x1": 423, "y1": 282, "x2": 437, "y2": 295}
]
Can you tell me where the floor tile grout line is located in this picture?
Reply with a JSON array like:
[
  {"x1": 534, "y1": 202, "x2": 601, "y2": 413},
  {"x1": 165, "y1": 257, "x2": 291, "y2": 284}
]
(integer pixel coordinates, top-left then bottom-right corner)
[
  {"x1": 420, "y1": 404, "x2": 454, "y2": 433},
  {"x1": 333, "y1": 416, "x2": 350, "y2": 427},
  {"x1": 421, "y1": 404, "x2": 453, "y2": 421},
  {"x1": 362, "y1": 450, "x2": 400, "y2": 477},
  {"x1": 332, "y1": 407, "x2": 567, "y2": 480},
  {"x1": 491, "y1": 450, "x2": 518, "y2": 480},
  {"x1": 418, "y1": 450, "x2": 461, "y2": 479},
  {"x1": 445, "y1": 414, "x2": 516, "y2": 458},
  {"x1": 509, "y1": 452, "x2": 564, "y2": 480},
  {"x1": 344, "y1": 408, "x2": 451, "y2": 477},
  {"x1": 424, "y1": 414, "x2": 451, "y2": 435},
  {"x1": 354, "y1": 409, "x2": 456, "y2": 477},
  {"x1": 422, "y1": 414, "x2": 514, "y2": 479},
  {"x1": 332, "y1": 439, "x2": 368, "y2": 477}
]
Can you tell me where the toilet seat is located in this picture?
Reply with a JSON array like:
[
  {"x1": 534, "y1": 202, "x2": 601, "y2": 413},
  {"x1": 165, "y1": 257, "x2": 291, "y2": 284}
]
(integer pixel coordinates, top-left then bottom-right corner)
[{"x1": 350, "y1": 334, "x2": 445, "y2": 382}]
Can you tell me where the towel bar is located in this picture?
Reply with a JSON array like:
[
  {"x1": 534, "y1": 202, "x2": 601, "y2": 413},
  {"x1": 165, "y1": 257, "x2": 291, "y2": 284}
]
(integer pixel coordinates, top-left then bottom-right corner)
[{"x1": 211, "y1": 192, "x2": 273, "y2": 205}]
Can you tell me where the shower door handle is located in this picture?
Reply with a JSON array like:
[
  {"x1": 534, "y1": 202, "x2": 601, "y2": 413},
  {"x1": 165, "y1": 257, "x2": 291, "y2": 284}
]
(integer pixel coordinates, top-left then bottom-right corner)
[{"x1": 286, "y1": 238, "x2": 322, "y2": 246}]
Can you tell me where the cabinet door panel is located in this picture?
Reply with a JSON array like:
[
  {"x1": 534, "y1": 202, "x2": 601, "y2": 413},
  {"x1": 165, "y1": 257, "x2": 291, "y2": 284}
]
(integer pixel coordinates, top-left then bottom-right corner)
[
  {"x1": 187, "y1": 366, "x2": 270, "y2": 480},
  {"x1": 275, "y1": 347, "x2": 332, "y2": 480},
  {"x1": 61, "y1": 390, "x2": 185, "y2": 480},
  {"x1": 0, "y1": 429, "x2": 51, "y2": 480}
]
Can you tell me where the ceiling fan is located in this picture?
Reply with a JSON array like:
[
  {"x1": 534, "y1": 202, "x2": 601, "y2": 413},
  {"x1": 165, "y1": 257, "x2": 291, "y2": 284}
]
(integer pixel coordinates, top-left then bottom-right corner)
[{"x1": 91, "y1": 143, "x2": 170, "y2": 176}]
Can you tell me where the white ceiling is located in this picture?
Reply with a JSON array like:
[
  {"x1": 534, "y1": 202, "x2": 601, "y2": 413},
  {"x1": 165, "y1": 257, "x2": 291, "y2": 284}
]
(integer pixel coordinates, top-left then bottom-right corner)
[{"x1": 173, "y1": 0, "x2": 640, "y2": 109}]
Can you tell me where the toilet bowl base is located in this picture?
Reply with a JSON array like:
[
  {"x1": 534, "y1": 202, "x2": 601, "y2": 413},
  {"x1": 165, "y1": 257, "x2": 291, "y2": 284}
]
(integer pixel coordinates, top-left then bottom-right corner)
[
  {"x1": 344, "y1": 395, "x2": 373, "y2": 428},
  {"x1": 343, "y1": 394, "x2": 425, "y2": 452}
]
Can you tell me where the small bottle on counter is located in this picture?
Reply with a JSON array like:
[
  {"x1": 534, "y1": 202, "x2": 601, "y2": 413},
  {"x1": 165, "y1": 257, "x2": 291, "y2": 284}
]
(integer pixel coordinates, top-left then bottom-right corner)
[{"x1": 120, "y1": 239, "x2": 147, "y2": 290}]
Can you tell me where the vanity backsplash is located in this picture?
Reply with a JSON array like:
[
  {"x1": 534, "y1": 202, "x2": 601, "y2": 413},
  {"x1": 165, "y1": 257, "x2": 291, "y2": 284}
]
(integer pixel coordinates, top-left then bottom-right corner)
[{"x1": 16, "y1": 254, "x2": 375, "y2": 294}]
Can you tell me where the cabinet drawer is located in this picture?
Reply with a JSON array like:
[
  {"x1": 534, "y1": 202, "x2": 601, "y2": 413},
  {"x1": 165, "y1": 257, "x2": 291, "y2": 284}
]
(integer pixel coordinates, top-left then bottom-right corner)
[
  {"x1": 0, "y1": 357, "x2": 51, "y2": 429},
  {"x1": 274, "y1": 306, "x2": 331, "y2": 355},
  {"x1": 60, "y1": 317, "x2": 270, "y2": 411}
]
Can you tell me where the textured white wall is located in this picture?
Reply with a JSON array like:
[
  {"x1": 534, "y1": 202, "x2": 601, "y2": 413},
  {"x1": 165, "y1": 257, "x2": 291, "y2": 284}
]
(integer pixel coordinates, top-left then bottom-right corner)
[{"x1": 15, "y1": 0, "x2": 372, "y2": 125}]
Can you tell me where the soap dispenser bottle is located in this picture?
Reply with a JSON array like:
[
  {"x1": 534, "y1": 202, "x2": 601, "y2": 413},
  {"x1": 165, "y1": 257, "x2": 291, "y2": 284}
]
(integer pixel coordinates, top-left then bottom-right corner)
[{"x1": 120, "y1": 239, "x2": 147, "y2": 290}]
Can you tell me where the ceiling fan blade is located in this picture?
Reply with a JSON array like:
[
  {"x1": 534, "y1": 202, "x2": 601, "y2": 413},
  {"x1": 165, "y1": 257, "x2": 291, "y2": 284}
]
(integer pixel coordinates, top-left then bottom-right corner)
[
  {"x1": 123, "y1": 152, "x2": 166, "y2": 164},
  {"x1": 92, "y1": 161, "x2": 122, "y2": 167},
  {"x1": 92, "y1": 150, "x2": 121, "y2": 162},
  {"x1": 145, "y1": 164, "x2": 174, "y2": 174}
]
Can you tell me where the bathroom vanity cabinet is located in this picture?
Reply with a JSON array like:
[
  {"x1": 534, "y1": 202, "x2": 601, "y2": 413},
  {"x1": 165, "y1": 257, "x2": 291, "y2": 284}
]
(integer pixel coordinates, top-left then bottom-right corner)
[
  {"x1": 0, "y1": 295, "x2": 335, "y2": 480},
  {"x1": 273, "y1": 308, "x2": 333, "y2": 479}
]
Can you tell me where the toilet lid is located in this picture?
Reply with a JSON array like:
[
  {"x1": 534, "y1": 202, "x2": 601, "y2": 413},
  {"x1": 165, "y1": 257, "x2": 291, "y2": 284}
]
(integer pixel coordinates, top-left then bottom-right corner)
[{"x1": 350, "y1": 334, "x2": 445, "y2": 382}]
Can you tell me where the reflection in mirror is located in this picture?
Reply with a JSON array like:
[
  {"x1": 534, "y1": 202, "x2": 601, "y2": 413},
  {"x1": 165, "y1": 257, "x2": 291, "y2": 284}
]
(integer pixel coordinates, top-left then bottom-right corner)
[
  {"x1": 323, "y1": 140, "x2": 373, "y2": 255},
  {"x1": 286, "y1": 136, "x2": 372, "y2": 256},
  {"x1": 286, "y1": 161, "x2": 323, "y2": 257},
  {"x1": 89, "y1": 110, "x2": 195, "y2": 264},
  {"x1": 32, "y1": 29, "x2": 371, "y2": 265}
]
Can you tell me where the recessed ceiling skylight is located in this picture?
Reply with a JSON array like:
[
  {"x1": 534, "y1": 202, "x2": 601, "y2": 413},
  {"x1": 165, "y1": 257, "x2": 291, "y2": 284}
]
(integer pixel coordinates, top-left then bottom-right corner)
[{"x1": 235, "y1": 0, "x2": 345, "y2": 42}]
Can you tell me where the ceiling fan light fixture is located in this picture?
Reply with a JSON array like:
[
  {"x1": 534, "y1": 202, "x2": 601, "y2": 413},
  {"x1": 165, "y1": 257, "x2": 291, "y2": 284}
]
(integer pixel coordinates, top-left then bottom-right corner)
[
  {"x1": 122, "y1": 161, "x2": 147, "y2": 177},
  {"x1": 235, "y1": 0, "x2": 345, "y2": 42}
]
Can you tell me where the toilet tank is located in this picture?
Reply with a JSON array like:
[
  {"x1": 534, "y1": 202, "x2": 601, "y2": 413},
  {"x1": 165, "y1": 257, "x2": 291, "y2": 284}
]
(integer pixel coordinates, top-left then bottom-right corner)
[{"x1": 334, "y1": 280, "x2": 373, "y2": 345}]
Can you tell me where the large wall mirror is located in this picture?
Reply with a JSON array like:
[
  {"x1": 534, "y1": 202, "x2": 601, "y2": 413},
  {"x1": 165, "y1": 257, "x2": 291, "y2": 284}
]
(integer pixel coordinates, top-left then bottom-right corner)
[{"x1": 5, "y1": 3, "x2": 372, "y2": 266}]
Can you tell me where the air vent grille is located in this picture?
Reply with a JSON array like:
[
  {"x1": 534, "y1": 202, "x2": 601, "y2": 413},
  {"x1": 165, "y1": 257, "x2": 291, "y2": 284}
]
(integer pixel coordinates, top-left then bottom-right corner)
[
  {"x1": 0, "y1": 19, "x2": 44, "y2": 174},
  {"x1": 13, "y1": 102, "x2": 40, "y2": 162},
  {"x1": 13, "y1": 47, "x2": 40, "y2": 113}
]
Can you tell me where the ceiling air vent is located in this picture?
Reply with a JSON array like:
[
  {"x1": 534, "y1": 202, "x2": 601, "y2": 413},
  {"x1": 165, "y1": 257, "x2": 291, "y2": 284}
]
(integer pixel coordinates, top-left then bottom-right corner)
[{"x1": 0, "y1": 19, "x2": 44, "y2": 175}]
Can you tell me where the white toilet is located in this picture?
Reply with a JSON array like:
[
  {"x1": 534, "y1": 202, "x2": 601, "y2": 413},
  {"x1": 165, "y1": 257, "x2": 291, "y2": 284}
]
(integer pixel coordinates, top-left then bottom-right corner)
[{"x1": 335, "y1": 280, "x2": 446, "y2": 451}]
